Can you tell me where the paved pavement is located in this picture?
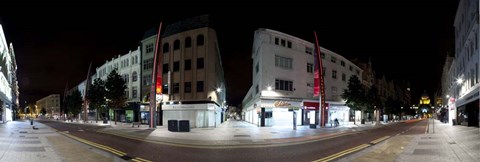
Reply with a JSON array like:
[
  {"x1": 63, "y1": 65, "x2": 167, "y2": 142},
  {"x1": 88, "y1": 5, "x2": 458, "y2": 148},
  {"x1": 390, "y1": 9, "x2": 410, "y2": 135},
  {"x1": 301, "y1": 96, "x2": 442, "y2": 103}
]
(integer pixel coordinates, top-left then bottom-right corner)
[
  {"x1": 0, "y1": 120, "x2": 125, "y2": 162},
  {"x1": 338, "y1": 119, "x2": 480, "y2": 162},
  {"x1": 54, "y1": 118, "x2": 396, "y2": 147}
]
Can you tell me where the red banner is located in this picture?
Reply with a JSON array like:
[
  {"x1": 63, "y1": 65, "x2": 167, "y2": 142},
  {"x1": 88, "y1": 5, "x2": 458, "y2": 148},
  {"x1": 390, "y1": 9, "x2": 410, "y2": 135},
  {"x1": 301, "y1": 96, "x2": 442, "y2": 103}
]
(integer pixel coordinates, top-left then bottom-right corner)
[{"x1": 314, "y1": 31, "x2": 326, "y2": 127}]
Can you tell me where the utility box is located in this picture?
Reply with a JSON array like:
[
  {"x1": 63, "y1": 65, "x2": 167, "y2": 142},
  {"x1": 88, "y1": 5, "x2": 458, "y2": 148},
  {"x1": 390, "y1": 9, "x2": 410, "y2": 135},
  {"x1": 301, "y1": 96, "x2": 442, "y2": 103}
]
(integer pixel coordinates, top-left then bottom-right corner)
[
  {"x1": 179, "y1": 120, "x2": 190, "y2": 132},
  {"x1": 168, "y1": 120, "x2": 179, "y2": 132}
]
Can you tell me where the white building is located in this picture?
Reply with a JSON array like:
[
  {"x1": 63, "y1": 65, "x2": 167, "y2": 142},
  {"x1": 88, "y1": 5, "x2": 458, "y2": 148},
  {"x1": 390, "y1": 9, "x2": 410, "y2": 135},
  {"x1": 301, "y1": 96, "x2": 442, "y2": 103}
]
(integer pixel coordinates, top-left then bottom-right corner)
[
  {"x1": 0, "y1": 24, "x2": 15, "y2": 123},
  {"x1": 94, "y1": 47, "x2": 141, "y2": 122},
  {"x1": 35, "y1": 94, "x2": 61, "y2": 119},
  {"x1": 242, "y1": 29, "x2": 362, "y2": 127},
  {"x1": 445, "y1": 0, "x2": 479, "y2": 127}
]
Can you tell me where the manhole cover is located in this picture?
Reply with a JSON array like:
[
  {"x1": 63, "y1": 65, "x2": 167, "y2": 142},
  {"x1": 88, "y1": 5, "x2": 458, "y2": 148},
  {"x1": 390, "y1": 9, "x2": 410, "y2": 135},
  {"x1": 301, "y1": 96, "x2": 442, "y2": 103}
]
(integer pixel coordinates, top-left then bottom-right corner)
[
  {"x1": 19, "y1": 131, "x2": 27, "y2": 134},
  {"x1": 234, "y1": 135, "x2": 250, "y2": 137},
  {"x1": 448, "y1": 141, "x2": 456, "y2": 144}
]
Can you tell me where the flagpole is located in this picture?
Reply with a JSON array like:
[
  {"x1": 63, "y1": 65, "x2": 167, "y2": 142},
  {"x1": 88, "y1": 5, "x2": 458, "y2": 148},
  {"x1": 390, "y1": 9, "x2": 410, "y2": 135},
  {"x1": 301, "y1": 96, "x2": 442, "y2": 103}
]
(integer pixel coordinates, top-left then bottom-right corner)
[
  {"x1": 314, "y1": 31, "x2": 326, "y2": 127},
  {"x1": 150, "y1": 22, "x2": 163, "y2": 128}
]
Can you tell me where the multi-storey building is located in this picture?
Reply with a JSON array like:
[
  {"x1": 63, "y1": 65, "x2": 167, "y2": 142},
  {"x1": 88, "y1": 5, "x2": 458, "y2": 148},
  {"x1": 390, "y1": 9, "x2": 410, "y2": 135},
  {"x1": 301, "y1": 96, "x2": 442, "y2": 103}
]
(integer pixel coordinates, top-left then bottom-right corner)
[
  {"x1": 0, "y1": 23, "x2": 16, "y2": 123},
  {"x1": 446, "y1": 0, "x2": 479, "y2": 127},
  {"x1": 139, "y1": 29, "x2": 157, "y2": 124},
  {"x1": 94, "y1": 47, "x2": 141, "y2": 122},
  {"x1": 35, "y1": 94, "x2": 61, "y2": 119},
  {"x1": 157, "y1": 15, "x2": 226, "y2": 128},
  {"x1": 242, "y1": 29, "x2": 362, "y2": 127},
  {"x1": 9, "y1": 43, "x2": 19, "y2": 120}
]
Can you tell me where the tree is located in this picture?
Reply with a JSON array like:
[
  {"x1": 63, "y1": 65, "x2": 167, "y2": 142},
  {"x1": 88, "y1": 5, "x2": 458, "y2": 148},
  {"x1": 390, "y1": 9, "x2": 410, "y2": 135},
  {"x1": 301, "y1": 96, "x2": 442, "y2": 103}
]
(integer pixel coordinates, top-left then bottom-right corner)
[
  {"x1": 66, "y1": 89, "x2": 83, "y2": 120},
  {"x1": 87, "y1": 78, "x2": 107, "y2": 122},
  {"x1": 105, "y1": 69, "x2": 127, "y2": 124},
  {"x1": 40, "y1": 107, "x2": 47, "y2": 116},
  {"x1": 366, "y1": 85, "x2": 381, "y2": 124},
  {"x1": 341, "y1": 75, "x2": 366, "y2": 125}
]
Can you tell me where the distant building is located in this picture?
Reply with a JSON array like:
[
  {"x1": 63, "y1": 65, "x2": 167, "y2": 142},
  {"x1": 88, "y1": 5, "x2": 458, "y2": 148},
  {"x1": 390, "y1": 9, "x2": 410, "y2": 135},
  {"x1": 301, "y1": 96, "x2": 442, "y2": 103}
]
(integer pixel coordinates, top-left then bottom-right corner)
[
  {"x1": 241, "y1": 28, "x2": 362, "y2": 127},
  {"x1": 35, "y1": 94, "x2": 61, "y2": 119},
  {"x1": 158, "y1": 15, "x2": 226, "y2": 128}
]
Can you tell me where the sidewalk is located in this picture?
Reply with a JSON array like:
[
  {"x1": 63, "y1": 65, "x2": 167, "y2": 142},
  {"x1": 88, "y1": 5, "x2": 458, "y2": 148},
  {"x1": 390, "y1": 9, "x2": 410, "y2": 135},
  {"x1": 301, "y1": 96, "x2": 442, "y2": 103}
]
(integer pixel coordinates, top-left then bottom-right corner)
[
  {"x1": 0, "y1": 120, "x2": 124, "y2": 162},
  {"x1": 340, "y1": 119, "x2": 480, "y2": 162},
  {"x1": 397, "y1": 119, "x2": 479, "y2": 161},
  {"x1": 51, "y1": 118, "x2": 401, "y2": 147}
]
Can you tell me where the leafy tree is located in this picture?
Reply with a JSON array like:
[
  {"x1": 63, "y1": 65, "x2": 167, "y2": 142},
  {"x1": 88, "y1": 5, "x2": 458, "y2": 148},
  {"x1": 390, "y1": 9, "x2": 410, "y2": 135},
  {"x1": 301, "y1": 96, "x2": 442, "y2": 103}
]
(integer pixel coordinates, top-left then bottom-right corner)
[
  {"x1": 40, "y1": 107, "x2": 47, "y2": 116},
  {"x1": 341, "y1": 75, "x2": 366, "y2": 124},
  {"x1": 366, "y1": 85, "x2": 381, "y2": 124},
  {"x1": 87, "y1": 78, "x2": 107, "y2": 122},
  {"x1": 66, "y1": 89, "x2": 83, "y2": 120},
  {"x1": 105, "y1": 69, "x2": 127, "y2": 124}
]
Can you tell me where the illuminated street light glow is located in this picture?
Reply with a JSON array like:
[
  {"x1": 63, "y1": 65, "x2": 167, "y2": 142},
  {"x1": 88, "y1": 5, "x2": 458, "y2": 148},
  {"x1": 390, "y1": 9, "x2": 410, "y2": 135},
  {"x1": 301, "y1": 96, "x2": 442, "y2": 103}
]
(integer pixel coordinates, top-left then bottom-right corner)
[
  {"x1": 456, "y1": 78, "x2": 463, "y2": 85},
  {"x1": 446, "y1": 95, "x2": 450, "y2": 98},
  {"x1": 216, "y1": 88, "x2": 221, "y2": 92},
  {"x1": 267, "y1": 86, "x2": 272, "y2": 91}
]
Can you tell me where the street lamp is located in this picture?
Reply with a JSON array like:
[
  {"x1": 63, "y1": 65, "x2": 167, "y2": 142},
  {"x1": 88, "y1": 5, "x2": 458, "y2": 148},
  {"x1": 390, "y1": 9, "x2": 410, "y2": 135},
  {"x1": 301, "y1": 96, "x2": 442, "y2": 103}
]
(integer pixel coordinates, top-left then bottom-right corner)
[
  {"x1": 267, "y1": 86, "x2": 272, "y2": 91},
  {"x1": 216, "y1": 88, "x2": 221, "y2": 93}
]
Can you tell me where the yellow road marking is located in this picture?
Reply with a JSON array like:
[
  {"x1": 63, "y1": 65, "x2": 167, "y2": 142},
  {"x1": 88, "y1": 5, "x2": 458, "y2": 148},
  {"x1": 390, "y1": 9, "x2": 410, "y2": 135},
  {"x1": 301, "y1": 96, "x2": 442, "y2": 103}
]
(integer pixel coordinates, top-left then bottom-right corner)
[
  {"x1": 131, "y1": 159, "x2": 142, "y2": 162},
  {"x1": 312, "y1": 144, "x2": 370, "y2": 162},
  {"x1": 134, "y1": 157, "x2": 153, "y2": 162},
  {"x1": 370, "y1": 136, "x2": 390, "y2": 144},
  {"x1": 58, "y1": 131, "x2": 126, "y2": 156}
]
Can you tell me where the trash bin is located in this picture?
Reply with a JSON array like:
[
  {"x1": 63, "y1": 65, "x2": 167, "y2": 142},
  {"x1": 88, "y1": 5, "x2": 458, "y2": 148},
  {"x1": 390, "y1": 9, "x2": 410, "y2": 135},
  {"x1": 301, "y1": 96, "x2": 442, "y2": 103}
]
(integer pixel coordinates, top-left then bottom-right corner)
[
  {"x1": 361, "y1": 119, "x2": 365, "y2": 124},
  {"x1": 452, "y1": 119, "x2": 456, "y2": 125},
  {"x1": 168, "y1": 120, "x2": 179, "y2": 132},
  {"x1": 179, "y1": 120, "x2": 190, "y2": 132},
  {"x1": 103, "y1": 118, "x2": 108, "y2": 124},
  {"x1": 30, "y1": 119, "x2": 33, "y2": 125}
]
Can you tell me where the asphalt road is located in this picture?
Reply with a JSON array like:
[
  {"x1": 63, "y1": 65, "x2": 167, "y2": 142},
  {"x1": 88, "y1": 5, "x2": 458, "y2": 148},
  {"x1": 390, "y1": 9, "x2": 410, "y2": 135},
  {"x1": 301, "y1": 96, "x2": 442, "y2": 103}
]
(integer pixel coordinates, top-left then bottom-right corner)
[{"x1": 39, "y1": 120, "x2": 427, "y2": 162}]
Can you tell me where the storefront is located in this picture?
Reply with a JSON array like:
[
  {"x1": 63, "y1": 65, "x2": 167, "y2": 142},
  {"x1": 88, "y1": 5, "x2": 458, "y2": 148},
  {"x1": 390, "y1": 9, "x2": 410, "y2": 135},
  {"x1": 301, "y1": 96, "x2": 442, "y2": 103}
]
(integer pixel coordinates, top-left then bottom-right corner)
[
  {"x1": 244, "y1": 98, "x2": 303, "y2": 127},
  {"x1": 455, "y1": 86, "x2": 479, "y2": 127},
  {"x1": 162, "y1": 101, "x2": 223, "y2": 128},
  {"x1": 326, "y1": 102, "x2": 350, "y2": 126}
]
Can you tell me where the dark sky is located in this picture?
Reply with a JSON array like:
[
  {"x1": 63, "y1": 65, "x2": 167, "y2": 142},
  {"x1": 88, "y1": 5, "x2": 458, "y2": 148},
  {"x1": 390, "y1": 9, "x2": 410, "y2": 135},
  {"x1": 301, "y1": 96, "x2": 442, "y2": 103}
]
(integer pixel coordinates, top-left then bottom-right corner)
[{"x1": 1, "y1": 0, "x2": 459, "y2": 107}]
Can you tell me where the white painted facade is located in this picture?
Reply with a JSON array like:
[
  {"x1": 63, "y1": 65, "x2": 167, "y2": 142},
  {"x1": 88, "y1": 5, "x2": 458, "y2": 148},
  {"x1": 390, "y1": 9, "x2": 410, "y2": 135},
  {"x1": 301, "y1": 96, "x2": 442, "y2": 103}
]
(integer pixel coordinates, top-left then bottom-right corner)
[
  {"x1": 444, "y1": 0, "x2": 480, "y2": 126},
  {"x1": 94, "y1": 47, "x2": 142, "y2": 103},
  {"x1": 0, "y1": 24, "x2": 14, "y2": 123},
  {"x1": 242, "y1": 29, "x2": 362, "y2": 127}
]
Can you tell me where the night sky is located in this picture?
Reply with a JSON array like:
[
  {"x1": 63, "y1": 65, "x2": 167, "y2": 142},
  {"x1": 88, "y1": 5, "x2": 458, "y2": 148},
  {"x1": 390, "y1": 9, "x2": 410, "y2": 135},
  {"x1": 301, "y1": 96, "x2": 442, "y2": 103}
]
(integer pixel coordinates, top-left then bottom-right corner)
[{"x1": 1, "y1": 0, "x2": 459, "y2": 107}]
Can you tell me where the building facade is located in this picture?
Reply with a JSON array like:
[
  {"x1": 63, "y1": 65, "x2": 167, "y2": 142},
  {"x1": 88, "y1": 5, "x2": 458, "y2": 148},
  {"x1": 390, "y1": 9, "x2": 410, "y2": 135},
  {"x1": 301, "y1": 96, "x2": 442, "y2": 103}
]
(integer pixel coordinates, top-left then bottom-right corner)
[
  {"x1": 35, "y1": 94, "x2": 61, "y2": 119},
  {"x1": 445, "y1": 0, "x2": 480, "y2": 127},
  {"x1": 0, "y1": 24, "x2": 16, "y2": 123},
  {"x1": 242, "y1": 29, "x2": 363, "y2": 127},
  {"x1": 94, "y1": 47, "x2": 141, "y2": 122},
  {"x1": 139, "y1": 29, "x2": 157, "y2": 124},
  {"x1": 155, "y1": 15, "x2": 226, "y2": 128}
]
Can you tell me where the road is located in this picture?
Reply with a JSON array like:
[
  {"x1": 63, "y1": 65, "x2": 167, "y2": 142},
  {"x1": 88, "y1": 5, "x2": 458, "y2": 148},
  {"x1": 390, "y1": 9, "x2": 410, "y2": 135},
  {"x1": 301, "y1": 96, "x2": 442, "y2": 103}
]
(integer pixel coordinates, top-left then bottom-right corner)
[{"x1": 39, "y1": 120, "x2": 427, "y2": 162}]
